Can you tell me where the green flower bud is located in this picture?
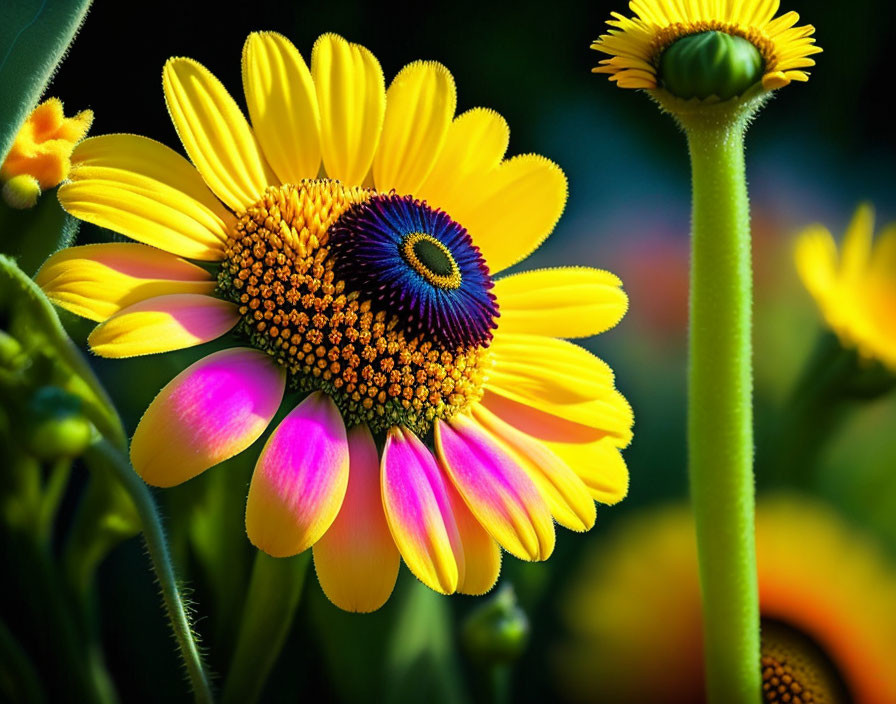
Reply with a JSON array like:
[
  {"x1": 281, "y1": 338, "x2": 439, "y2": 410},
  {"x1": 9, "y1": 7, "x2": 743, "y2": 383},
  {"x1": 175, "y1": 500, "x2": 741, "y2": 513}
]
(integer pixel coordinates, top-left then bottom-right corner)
[
  {"x1": 0, "y1": 330, "x2": 24, "y2": 368},
  {"x1": 2, "y1": 174, "x2": 42, "y2": 209},
  {"x1": 660, "y1": 31, "x2": 763, "y2": 101},
  {"x1": 25, "y1": 386, "x2": 93, "y2": 460},
  {"x1": 461, "y1": 586, "x2": 529, "y2": 665}
]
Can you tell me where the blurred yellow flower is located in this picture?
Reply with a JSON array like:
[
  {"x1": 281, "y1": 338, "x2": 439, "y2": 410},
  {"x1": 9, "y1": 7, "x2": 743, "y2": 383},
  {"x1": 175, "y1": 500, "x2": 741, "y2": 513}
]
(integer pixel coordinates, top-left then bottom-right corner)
[
  {"x1": 591, "y1": 0, "x2": 820, "y2": 95},
  {"x1": 557, "y1": 496, "x2": 896, "y2": 704},
  {"x1": 796, "y1": 204, "x2": 896, "y2": 372},
  {"x1": 0, "y1": 98, "x2": 93, "y2": 205}
]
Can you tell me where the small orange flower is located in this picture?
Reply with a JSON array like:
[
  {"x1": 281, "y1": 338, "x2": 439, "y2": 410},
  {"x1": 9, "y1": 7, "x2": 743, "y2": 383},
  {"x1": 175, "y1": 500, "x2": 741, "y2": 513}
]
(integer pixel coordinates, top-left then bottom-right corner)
[{"x1": 1, "y1": 98, "x2": 93, "y2": 191}]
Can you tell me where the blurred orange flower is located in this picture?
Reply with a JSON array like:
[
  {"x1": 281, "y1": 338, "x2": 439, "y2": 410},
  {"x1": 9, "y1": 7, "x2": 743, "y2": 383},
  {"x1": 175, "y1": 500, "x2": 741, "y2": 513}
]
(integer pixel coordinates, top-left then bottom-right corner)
[{"x1": 558, "y1": 496, "x2": 896, "y2": 703}]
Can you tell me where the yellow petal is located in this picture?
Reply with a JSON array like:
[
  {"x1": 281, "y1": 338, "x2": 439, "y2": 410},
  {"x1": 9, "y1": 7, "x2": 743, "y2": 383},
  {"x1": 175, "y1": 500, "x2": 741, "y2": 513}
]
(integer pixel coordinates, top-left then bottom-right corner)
[
  {"x1": 58, "y1": 134, "x2": 235, "y2": 260},
  {"x1": 870, "y1": 225, "x2": 896, "y2": 280},
  {"x1": 485, "y1": 342, "x2": 634, "y2": 444},
  {"x1": 163, "y1": 57, "x2": 276, "y2": 211},
  {"x1": 242, "y1": 32, "x2": 321, "y2": 184},
  {"x1": 311, "y1": 34, "x2": 385, "y2": 185},
  {"x1": 795, "y1": 224, "x2": 838, "y2": 301},
  {"x1": 471, "y1": 404, "x2": 596, "y2": 532},
  {"x1": 457, "y1": 155, "x2": 568, "y2": 274},
  {"x1": 417, "y1": 108, "x2": 509, "y2": 213},
  {"x1": 545, "y1": 436, "x2": 629, "y2": 505},
  {"x1": 841, "y1": 203, "x2": 874, "y2": 282},
  {"x1": 488, "y1": 334, "x2": 616, "y2": 404},
  {"x1": 494, "y1": 267, "x2": 628, "y2": 338},
  {"x1": 313, "y1": 425, "x2": 400, "y2": 612},
  {"x1": 372, "y1": 61, "x2": 456, "y2": 195},
  {"x1": 87, "y1": 294, "x2": 239, "y2": 358},
  {"x1": 35, "y1": 243, "x2": 216, "y2": 322}
]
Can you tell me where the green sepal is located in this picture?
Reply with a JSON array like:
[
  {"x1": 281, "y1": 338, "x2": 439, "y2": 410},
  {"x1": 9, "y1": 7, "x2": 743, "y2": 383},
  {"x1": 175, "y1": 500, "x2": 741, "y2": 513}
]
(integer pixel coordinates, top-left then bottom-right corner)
[{"x1": 0, "y1": 0, "x2": 92, "y2": 163}]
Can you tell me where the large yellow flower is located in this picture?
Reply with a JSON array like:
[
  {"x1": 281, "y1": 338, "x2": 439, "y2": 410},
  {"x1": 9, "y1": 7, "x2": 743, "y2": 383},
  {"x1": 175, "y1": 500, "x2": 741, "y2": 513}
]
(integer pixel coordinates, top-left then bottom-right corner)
[
  {"x1": 36, "y1": 33, "x2": 633, "y2": 612},
  {"x1": 591, "y1": 0, "x2": 820, "y2": 95},
  {"x1": 558, "y1": 496, "x2": 896, "y2": 703},
  {"x1": 796, "y1": 204, "x2": 896, "y2": 372}
]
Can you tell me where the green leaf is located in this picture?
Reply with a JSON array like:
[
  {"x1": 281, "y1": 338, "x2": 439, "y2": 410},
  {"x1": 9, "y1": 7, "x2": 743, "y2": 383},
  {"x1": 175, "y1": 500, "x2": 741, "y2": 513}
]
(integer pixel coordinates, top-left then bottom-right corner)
[
  {"x1": 0, "y1": 255, "x2": 125, "y2": 447},
  {"x1": 0, "y1": 0, "x2": 92, "y2": 163}
]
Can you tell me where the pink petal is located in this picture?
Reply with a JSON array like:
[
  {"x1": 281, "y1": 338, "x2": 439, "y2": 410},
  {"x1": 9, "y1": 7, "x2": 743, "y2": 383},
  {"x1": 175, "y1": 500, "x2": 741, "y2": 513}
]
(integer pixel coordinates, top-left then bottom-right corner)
[
  {"x1": 131, "y1": 347, "x2": 285, "y2": 487},
  {"x1": 435, "y1": 413, "x2": 555, "y2": 562},
  {"x1": 381, "y1": 426, "x2": 465, "y2": 595},
  {"x1": 313, "y1": 424, "x2": 400, "y2": 612},
  {"x1": 246, "y1": 392, "x2": 349, "y2": 558}
]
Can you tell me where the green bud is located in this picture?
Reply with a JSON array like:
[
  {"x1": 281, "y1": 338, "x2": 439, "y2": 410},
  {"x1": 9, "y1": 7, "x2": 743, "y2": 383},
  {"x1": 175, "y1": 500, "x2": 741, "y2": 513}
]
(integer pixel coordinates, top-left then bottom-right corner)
[
  {"x1": 0, "y1": 330, "x2": 24, "y2": 368},
  {"x1": 461, "y1": 585, "x2": 529, "y2": 665},
  {"x1": 25, "y1": 386, "x2": 93, "y2": 460},
  {"x1": 660, "y1": 31, "x2": 763, "y2": 101}
]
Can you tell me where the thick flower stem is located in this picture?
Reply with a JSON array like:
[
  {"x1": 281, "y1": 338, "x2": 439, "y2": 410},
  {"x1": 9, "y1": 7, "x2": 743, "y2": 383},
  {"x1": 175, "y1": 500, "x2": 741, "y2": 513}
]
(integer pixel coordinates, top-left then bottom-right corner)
[
  {"x1": 222, "y1": 550, "x2": 310, "y2": 704},
  {"x1": 683, "y1": 115, "x2": 760, "y2": 703},
  {"x1": 85, "y1": 440, "x2": 214, "y2": 704}
]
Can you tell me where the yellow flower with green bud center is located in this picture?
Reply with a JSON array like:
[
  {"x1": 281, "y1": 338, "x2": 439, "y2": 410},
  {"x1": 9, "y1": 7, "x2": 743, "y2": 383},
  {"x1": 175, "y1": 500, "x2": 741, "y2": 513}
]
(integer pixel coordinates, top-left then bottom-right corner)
[{"x1": 591, "y1": 0, "x2": 821, "y2": 100}]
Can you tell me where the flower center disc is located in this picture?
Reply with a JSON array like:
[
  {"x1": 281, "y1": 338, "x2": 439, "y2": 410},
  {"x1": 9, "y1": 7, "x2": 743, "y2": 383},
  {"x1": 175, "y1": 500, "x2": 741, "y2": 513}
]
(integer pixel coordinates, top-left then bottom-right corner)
[
  {"x1": 217, "y1": 180, "x2": 496, "y2": 434},
  {"x1": 403, "y1": 232, "x2": 462, "y2": 289},
  {"x1": 760, "y1": 619, "x2": 850, "y2": 704}
]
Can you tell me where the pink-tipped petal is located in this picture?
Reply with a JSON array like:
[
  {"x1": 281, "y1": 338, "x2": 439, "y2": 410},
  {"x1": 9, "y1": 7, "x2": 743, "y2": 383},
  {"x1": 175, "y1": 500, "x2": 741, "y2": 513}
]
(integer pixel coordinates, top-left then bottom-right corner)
[
  {"x1": 313, "y1": 424, "x2": 400, "y2": 612},
  {"x1": 471, "y1": 404, "x2": 595, "y2": 532},
  {"x1": 246, "y1": 392, "x2": 349, "y2": 558},
  {"x1": 479, "y1": 391, "x2": 610, "y2": 445},
  {"x1": 88, "y1": 294, "x2": 239, "y2": 358},
  {"x1": 447, "y1": 482, "x2": 502, "y2": 596},
  {"x1": 480, "y1": 392, "x2": 629, "y2": 506},
  {"x1": 381, "y1": 426, "x2": 464, "y2": 595},
  {"x1": 131, "y1": 348, "x2": 285, "y2": 487},
  {"x1": 435, "y1": 414, "x2": 555, "y2": 562},
  {"x1": 34, "y1": 242, "x2": 216, "y2": 322}
]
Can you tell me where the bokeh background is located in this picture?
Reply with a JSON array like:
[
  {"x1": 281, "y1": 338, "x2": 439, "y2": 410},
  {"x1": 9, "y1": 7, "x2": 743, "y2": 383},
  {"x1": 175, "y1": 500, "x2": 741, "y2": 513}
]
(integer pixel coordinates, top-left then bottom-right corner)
[{"x1": 8, "y1": 0, "x2": 896, "y2": 701}]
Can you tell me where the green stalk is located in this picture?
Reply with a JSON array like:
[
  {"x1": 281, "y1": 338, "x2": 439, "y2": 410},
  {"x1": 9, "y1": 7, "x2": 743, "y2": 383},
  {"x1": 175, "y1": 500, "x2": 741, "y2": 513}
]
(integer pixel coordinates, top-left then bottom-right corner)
[
  {"x1": 222, "y1": 550, "x2": 310, "y2": 704},
  {"x1": 682, "y1": 112, "x2": 760, "y2": 703},
  {"x1": 37, "y1": 457, "x2": 71, "y2": 546},
  {"x1": 84, "y1": 440, "x2": 214, "y2": 704}
]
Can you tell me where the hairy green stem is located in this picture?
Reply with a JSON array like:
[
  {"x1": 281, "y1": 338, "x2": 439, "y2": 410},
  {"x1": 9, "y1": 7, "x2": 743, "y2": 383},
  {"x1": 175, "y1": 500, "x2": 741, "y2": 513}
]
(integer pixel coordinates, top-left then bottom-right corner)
[
  {"x1": 223, "y1": 550, "x2": 310, "y2": 704},
  {"x1": 684, "y1": 116, "x2": 760, "y2": 703},
  {"x1": 85, "y1": 440, "x2": 214, "y2": 704}
]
